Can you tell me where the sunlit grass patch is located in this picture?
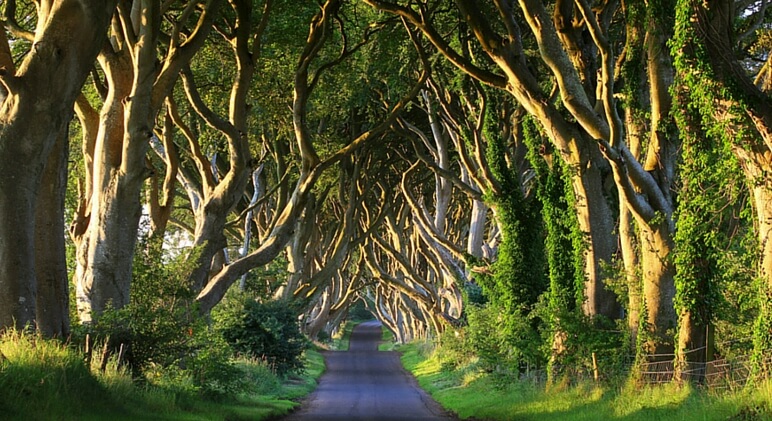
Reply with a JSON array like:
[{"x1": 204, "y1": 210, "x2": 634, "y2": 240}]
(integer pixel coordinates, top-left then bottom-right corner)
[
  {"x1": 379, "y1": 325, "x2": 396, "y2": 351},
  {"x1": 0, "y1": 329, "x2": 327, "y2": 421},
  {"x1": 397, "y1": 339, "x2": 772, "y2": 421},
  {"x1": 0, "y1": 329, "x2": 114, "y2": 416},
  {"x1": 611, "y1": 381, "x2": 693, "y2": 418}
]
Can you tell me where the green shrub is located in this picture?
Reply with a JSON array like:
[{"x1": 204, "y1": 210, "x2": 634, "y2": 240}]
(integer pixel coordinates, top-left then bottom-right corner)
[
  {"x1": 76, "y1": 241, "x2": 250, "y2": 399},
  {"x1": 466, "y1": 304, "x2": 509, "y2": 371},
  {"x1": 77, "y1": 241, "x2": 202, "y2": 374},
  {"x1": 214, "y1": 296, "x2": 308, "y2": 375},
  {"x1": 233, "y1": 357, "x2": 282, "y2": 395},
  {"x1": 467, "y1": 303, "x2": 544, "y2": 373},
  {"x1": 435, "y1": 326, "x2": 473, "y2": 371}
]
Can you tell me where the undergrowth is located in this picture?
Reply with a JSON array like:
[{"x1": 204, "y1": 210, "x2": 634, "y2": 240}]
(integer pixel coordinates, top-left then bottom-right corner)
[
  {"x1": 398, "y1": 339, "x2": 772, "y2": 421},
  {"x1": 0, "y1": 328, "x2": 324, "y2": 421}
]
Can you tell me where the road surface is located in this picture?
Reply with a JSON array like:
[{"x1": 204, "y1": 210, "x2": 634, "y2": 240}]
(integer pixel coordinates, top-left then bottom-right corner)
[{"x1": 281, "y1": 320, "x2": 457, "y2": 421}]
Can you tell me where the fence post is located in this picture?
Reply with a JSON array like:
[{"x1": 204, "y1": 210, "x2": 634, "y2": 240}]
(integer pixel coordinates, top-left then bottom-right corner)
[{"x1": 84, "y1": 334, "x2": 92, "y2": 370}]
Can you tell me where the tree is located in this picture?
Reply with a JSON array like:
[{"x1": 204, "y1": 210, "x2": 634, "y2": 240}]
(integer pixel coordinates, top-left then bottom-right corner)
[
  {"x1": 194, "y1": 0, "x2": 428, "y2": 314},
  {"x1": 363, "y1": 0, "x2": 681, "y2": 359},
  {"x1": 362, "y1": 0, "x2": 622, "y2": 323},
  {"x1": 0, "y1": 0, "x2": 116, "y2": 333},
  {"x1": 672, "y1": 0, "x2": 772, "y2": 363},
  {"x1": 71, "y1": 0, "x2": 220, "y2": 322}
]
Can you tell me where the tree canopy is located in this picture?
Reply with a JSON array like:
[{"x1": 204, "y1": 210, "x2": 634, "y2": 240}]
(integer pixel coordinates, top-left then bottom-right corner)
[{"x1": 1, "y1": 0, "x2": 772, "y2": 385}]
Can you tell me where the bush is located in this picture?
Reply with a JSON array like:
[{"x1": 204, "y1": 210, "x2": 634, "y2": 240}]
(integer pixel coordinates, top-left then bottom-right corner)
[
  {"x1": 76, "y1": 241, "x2": 251, "y2": 399},
  {"x1": 435, "y1": 327, "x2": 473, "y2": 371},
  {"x1": 76, "y1": 241, "x2": 203, "y2": 373},
  {"x1": 214, "y1": 296, "x2": 308, "y2": 375}
]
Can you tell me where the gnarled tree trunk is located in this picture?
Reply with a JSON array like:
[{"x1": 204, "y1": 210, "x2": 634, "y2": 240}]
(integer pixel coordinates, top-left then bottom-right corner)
[{"x1": 0, "y1": 0, "x2": 116, "y2": 331}]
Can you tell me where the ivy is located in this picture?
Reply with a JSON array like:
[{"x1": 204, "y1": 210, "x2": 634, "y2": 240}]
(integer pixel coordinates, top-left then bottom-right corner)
[
  {"x1": 522, "y1": 118, "x2": 584, "y2": 313},
  {"x1": 472, "y1": 96, "x2": 548, "y2": 369},
  {"x1": 522, "y1": 116, "x2": 589, "y2": 380},
  {"x1": 670, "y1": 0, "x2": 769, "y2": 361}
]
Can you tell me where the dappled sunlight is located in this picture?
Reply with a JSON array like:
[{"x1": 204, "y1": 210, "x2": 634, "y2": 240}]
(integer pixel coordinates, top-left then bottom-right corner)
[
  {"x1": 517, "y1": 383, "x2": 606, "y2": 417},
  {"x1": 611, "y1": 383, "x2": 692, "y2": 418},
  {"x1": 415, "y1": 355, "x2": 443, "y2": 378}
]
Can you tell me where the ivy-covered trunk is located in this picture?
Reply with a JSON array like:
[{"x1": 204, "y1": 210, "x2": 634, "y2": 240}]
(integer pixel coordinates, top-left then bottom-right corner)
[
  {"x1": 572, "y1": 157, "x2": 619, "y2": 318},
  {"x1": 523, "y1": 118, "x2": 585, "y2": 381},
  {"x1": 672, "y1": 0, "x2": 772, "y2": 364}
]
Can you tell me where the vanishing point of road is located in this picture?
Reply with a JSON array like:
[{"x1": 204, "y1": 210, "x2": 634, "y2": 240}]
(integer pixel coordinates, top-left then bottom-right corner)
[{"x1": 281, "y1": 320, "x2": 458, "y2": 421}]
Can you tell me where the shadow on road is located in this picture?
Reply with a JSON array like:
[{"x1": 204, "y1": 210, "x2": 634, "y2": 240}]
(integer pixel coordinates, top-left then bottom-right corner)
[{"x1": 280, "y1": 320, "x2": 457, "y2": 421}]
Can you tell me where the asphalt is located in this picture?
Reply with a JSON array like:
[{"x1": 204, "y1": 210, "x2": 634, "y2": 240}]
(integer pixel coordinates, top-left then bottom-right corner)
[{"x1": 280, "y1": 320, "x2": 458, "y2": 421}]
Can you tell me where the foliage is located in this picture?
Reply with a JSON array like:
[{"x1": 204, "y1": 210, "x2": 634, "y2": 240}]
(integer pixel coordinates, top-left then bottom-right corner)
[
  {"x1": 670, "y1": 0, "x2": 769, "y2": 360},
  {"x1": 671, "y1": 67, "x2": 749, "y2": 359},
  {"x1": 239, "y1": 253, "x2": 290, "y2": 299},
  {"x1": 522, "y1": 115, "x2": 590, "y2": 380},
  {"x1": 398, "y1": 339, "x2": 772, "y2": 421},
  {"x1": 434, "y1": 325, "x2": 474, "y2": 372},
  {"x1": 78, "y1": 241, "x2": 201, "y2": 371},
  {"x1": 0, "y1": 328, "x2": 326, "y2": 420},
  {"x1": 753, "y1": 289, "x2": 772, "y2": 369},
  {"x1": 463, "y1": 280, "x2": 487, "y2": 306},
  {"x1": 213, "y1": 294, "x2": 308, "y2": 375},
  {"x1": 74, "y1": 240, "x2": 251, "y2": 399},
  {"x1": 471, "y1": 95, "x2": 548, "y2": 371},
  {"x1": 466, "y1": 303, "x2": 541, "y2": 373}
]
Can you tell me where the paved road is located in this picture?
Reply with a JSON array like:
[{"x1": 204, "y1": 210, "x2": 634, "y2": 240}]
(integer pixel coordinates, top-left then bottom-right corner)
[{"x1": 281, "y1": 320, "x2": 457, "y2": 421}]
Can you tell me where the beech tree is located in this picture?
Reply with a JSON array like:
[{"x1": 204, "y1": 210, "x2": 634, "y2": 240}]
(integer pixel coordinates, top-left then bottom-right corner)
[
  {"x1": 71, "y1": 0, "x2": 220, "y2": 322},
  {"x1": 362, "y1": 0, "x2": 622, "y2": 323},
  {"x1": 188, "y1": 0, "x2": 428, "y2": 314},
  {"x1": 0, "y1": 0, "x2": 116, "y2": 333},
  {"x1": 362, "y1": 0, "x2": 682, "y2": 359},
  {"x1": 672, "y1": 0, "x2": 772, "y2": 363}
]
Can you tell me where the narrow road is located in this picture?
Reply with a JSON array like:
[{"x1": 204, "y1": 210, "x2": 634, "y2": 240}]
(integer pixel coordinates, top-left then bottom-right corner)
[{"x1": 281, "y1": 320, "x2": 457, "y2": 421}]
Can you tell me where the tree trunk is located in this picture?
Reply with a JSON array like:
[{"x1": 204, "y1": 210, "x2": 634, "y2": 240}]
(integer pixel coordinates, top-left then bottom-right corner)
[
  {"x1": 0, "y1": 148, "x2": 40, "y2": 330},
  {"x1": 467, "y1": 199, "x2": 488, "y2": 259},
  {"x1": 34, "y1": 123, "x2": 70, "y2": 338},
  {"x1": 76, "y1": 1, "x2": 220, "y2": 321},
  {"x1": 620, "y1": 202, "x2": 641, "y2": 345},
  {"x1": 77, "y1": 48, "x2": 143, "y2": 322},
  {"x1": 675, "y1": 311, "x2": 714, "y2": 383},
  {"x1": 750, "y1": 178, "x2": 772, "y2": 356},
  {"x1": 572, "y1": 151, "x2": 621, "y2": 319},
  {"x1": 0, "y1": 0, "x2": 115, "y2": 331},
  {"x1": 639, "y1": 220, "x2": 677, "y2": 357}
]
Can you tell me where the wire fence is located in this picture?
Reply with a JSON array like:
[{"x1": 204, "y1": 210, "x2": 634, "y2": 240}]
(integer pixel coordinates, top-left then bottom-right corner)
[
  {"x1": 629, "y1": 353, "x2": 771, "y2": 390},
  {"x1": 528, "y1": 338, "x2": 770, "y2": 391}
]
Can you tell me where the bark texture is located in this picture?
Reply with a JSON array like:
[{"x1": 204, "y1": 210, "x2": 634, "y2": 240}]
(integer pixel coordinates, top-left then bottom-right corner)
[{"x1": 0, "y1": 0, "x2": 116, "y2": 331}]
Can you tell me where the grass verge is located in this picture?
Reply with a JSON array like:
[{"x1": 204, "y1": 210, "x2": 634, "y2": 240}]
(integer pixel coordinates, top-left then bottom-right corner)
[
  {"x1": 327, "y1": 321, "x2": 357, "y2": 351},
  {"x1": 0, "y1": 329, "x2": 325, "y2": 420},
  {"x1": 378, "y1": 325, "x2": 396, "y2": 351},
  {"x1": 398, "y1": 341, "x2": 772, "y2": 421}
]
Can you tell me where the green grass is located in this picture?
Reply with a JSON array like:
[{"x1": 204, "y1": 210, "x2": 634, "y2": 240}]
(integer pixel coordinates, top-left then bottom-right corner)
[
  {"x1": 327, "y1": 321, "x2": 357, "y2": 351},
  {"x1": 398, "y1": 341, "x2": 772, "y2": 420},
  {"x1": 0, "y1": 329, "x2": 326, "y2": 420},
  {"x1": 378, "y1": 325, "x2": 396, "y2": 351}
]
